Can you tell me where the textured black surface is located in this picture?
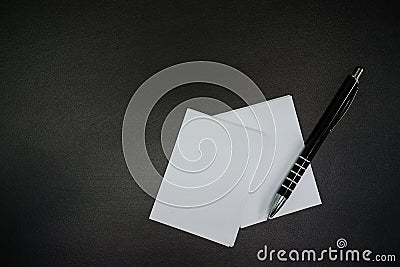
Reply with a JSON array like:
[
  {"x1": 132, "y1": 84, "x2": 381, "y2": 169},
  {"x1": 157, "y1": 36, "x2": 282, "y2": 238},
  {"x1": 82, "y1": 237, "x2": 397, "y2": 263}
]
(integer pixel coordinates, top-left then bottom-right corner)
[{"x1": 1, "y1": 0, "x2": 399, "y2": 265}]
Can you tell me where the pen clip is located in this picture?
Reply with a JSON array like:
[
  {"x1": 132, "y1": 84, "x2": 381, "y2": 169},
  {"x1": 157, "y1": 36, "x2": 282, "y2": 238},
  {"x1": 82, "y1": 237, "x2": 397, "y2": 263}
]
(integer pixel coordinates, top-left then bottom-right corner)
[{"x1": 329, "y1": 88, "x2": 358, "y2": 132}]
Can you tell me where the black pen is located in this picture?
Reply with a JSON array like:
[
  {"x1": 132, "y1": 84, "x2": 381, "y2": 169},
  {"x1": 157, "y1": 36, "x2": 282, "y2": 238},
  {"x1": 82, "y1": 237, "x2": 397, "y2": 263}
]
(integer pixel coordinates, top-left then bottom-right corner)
[{"x1": 268, "y1": 67, "x2": 364, "y2": 218}]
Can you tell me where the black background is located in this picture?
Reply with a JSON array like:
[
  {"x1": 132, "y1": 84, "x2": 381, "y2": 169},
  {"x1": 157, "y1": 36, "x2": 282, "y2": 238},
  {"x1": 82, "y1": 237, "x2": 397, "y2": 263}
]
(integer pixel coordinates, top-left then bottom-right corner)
[{"x1": 1, "y1": 0, "x2": 399, "y2": 265}]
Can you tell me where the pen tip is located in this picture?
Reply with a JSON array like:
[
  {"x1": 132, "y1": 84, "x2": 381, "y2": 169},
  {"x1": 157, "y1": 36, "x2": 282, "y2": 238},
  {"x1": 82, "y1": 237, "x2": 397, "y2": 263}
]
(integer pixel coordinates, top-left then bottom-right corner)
[
  {"x1": 352, "y1": 67, "x2": 364, "y2": 82},
  {"x1": 268, "y1": 210, "x2": 277, "y2": 219}
]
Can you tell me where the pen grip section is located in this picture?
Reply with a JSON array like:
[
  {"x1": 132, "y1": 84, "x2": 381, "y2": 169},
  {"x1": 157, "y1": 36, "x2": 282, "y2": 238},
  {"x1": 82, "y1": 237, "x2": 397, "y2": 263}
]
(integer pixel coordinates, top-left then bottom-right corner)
[{"x1": 277, "y1": 156, "x2": 310, "y2": 198}]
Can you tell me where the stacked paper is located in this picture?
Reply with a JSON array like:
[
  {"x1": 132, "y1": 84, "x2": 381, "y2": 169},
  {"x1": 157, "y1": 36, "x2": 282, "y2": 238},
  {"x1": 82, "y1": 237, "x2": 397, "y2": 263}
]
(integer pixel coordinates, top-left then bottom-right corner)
[{"x1": 150, "y1": 95, "x2": 321, "y2": 246}]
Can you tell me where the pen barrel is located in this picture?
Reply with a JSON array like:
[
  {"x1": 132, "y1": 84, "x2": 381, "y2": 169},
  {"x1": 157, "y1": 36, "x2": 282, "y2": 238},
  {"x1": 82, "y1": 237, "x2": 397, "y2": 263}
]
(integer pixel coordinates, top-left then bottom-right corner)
[
  {"x1": 276, "y1": 67, "x2": 362, "y2": 200},
  {"x1": 277, "y1": 156, "x2": 311, "y2": 198},
  {"x1": 277, "y1": 76, "x2": 359, "y2": 199},
  {"x1": 303, "y1": 75, "x2": 358, "y2": 160}
]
